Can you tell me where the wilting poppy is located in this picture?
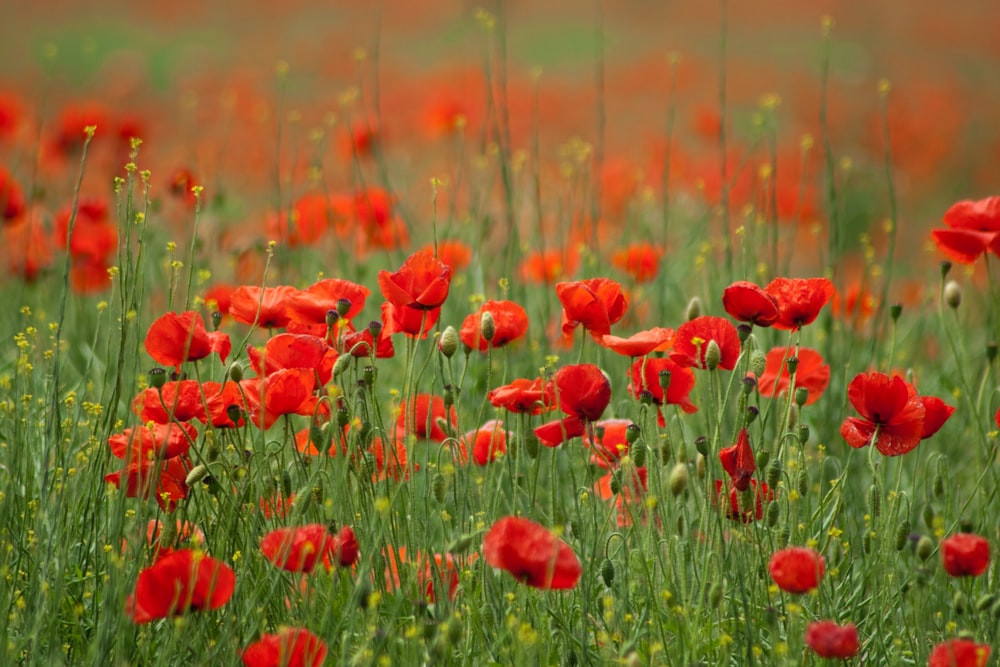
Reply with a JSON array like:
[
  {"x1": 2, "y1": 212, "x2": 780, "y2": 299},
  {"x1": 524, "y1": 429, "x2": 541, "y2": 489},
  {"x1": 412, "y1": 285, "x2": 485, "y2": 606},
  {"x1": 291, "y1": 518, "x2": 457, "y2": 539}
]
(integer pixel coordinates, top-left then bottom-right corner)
[
  {"x1": 556, "y1": 277, "x2": 628, "y2": 338},
  {"x1": 488, "y1": 378, "x2": 555, "y2": 415},
  {"x1": 483, "y1": 516, "x2": 582, "y2": 590},
  {"x1": 126, "y1": 549, "x2": 235, "y2": 624},
  {"x1": 598, "y1": 327, "x2": 674, "y2": 357},
  {"x1": 611, "y1": 243, "x2": 662, "y2": 283},
  {"x1": 930, "y1": 196, "x2": 1000, "y2": 264},
  {"x1": 628, "y1": 356, "x2": 697, "y2": 417},
  {"x1": 285, "y1": 277, "x2": 369, "y2": 325},
  {"x1": 260, "y1": 524, "x2": 337, "y2": 573},
  {"x1": 840, "y1": 372, "x2": 926, "y2": 456},
  {"x1": 378, "y1": 249, "x2": 452, "y2": 311},
  {"x1": 671, "y1": 316, "x2": 740, "y2": 370},
  {"x1": 714, "y1": 479, "x2": 774, "y2": 523},
  {"x1": 769, "y1": 546, "x2": 825, "y2": 594},
  {"x1": 719, "y1": 428, "x2": 755, "y2": 492},
  {"x1": 804, "y1": 621, "x2": 859, "y2": 659},
  {"x1": 756, "y1": 347, "x2": 830, "y2": 406},
  {"x1": 765, "y1": 277, "x2": 834, "y2": 331},
  {"x1": 941, "y1": 533, "x2": 990, "y2": 577},
  {"x1": 229, "y1": 285, "x2": 297, "y2": 329},
  {"x1": 242, "y1": 627, "x2": 328, "y2": 667},
  {"x1": 459, "y1": 299, "x2": 529, "y2": 351},
  {"x1": 722, "y1": 281, "x2": 780, "y2": 327},
  {"x1": 4, "y1": 217, "x2": 53, "y2": 281},
  {"x1": 397, "y1": 394, "x2": 456, "y2": 442},
  {"x1": 534, "y1": 364, "x2": 612, "y2": 447},
  {"x1": 108, "y1": 422, "x2": 197, "y2": 461},
  {"x1": 145, "y1": 311, "x2": 230, "y2": 368},
  {"x1": 248, "y1": 333, "x2": 338, "y2": 385},
  {"x1": 928, "y1": 639, "x2": 991, "y2": 667}
]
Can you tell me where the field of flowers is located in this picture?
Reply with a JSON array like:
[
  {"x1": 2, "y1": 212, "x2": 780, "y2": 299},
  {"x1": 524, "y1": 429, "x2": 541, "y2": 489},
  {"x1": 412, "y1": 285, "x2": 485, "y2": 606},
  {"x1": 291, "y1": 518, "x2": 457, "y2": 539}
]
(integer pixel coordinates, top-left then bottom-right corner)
[{"x1": 1, "y1": 1, "x2": 1000, "y2": 665}]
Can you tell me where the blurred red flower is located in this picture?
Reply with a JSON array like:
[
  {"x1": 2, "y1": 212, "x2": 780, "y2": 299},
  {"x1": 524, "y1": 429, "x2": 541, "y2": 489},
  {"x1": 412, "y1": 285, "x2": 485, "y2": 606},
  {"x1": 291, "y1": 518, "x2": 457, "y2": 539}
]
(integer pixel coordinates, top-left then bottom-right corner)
[
  {"x1": 483, "y1": 516, "x2": 581, "y2": 590},
  {"x1": 930, "y1": 196, "x2": 1000, "y2": 264},
  {"x1": 671, "y1": 316, "x2": 740, "y2": 370},
  {"x1": 242, "y1": 627, "x2": 327, "y2": 667},
  {"x1": 520, "y1": 247, "x2": 579, "y2": 284},
  {"x1": 397, "y1": 393, "x2": 456, "y2": 442},
  {"x1": 126, "y1": 549, "x2": 234, "y2": 624},
  {"x1": 598, "y1": 327, "x2": 673, "y2": 357},
  {"x1": 229, "y1": 285, "x2": 297, "y2": 329},
  {"x1": 105, "y1": 455, "x2": 190, "y2": 512},
  {"x1": 534, "y1": 364, "x2": 611, "y2": 447},
  {"x1": 247, "y1": 333, "x2": 338, "y2": 385},
  {"x1": 459, "y1": 299, "x2": 529, "y2": 351},
  {"x1": 583, "y1": 419, "x2": 635, "y2": 468},
  {"x1": 714, "y1": 479, "x2": 774, "y2": 523},
  {"x1": 459, "y1": 419, "x2": 507, "y2": 465},
  {"x1": 423, "y1": 239, "x2": 472, "y2": 271},
  {"x1": 0, "y1": 166, "x2": 25, "y2": 221},
  {"x1": 378, "y1": 249, "x2": 452, "y2": 311},
  {"x1": 722, "y1": 281, "x2": 779, "y2": 327},
  {"x1": 719, "y1": 428, "x2": 755, "y2": 492},
  {"x1": 261, "y1": 524, "x2": 337, "y2": 573},
  {"x1": 804, "y1": 621, "x2": 859, "y2": 659},
  {"x1": 557, "y1": 277, "x2": 628, "y2": 338},
  {"x1": 756, "y1": 347, "x2": 830, "y2": 406},
  {"x1": 132, "y1": 380, "x2": 213, "y2": 424},
  {"x1": 766, "y1": 277, "x2": 834, "y2": 330},
  {"x1": 108, "y1": 422, "x2": 197, "y2": 461},
  {"x1": 611, "y1": 243, "x2": 662, "y2": 282},
  {"x1": 941, "y1": 533, "x2": 990, "y2": 577},
  {"x1": 769, "y1": 546, "x2": 825, "y2": 593},
  {"x1": 928, "y1": 639, "x2": 991, "y2": 667}
]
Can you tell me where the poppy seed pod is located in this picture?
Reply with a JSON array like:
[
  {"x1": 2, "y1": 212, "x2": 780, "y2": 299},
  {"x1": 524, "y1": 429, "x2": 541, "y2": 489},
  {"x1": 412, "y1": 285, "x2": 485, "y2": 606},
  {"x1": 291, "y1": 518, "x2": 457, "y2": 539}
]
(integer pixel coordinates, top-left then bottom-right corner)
[{"x1": 148, "y1": 367, "x2": 167, "y2": 390}]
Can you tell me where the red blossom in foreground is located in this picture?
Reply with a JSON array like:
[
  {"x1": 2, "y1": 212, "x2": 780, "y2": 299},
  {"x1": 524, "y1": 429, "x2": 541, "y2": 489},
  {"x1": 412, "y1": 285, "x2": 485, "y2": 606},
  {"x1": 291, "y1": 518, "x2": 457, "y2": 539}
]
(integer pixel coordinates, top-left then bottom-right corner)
[
  {"x1": 840, "y1": 372, "x2": 939, "y2": 456},
  {"x1": 671, "y1": 316, "x2": 740, "y2": 370},
  {"x1": 241, "y1": 368, "x2": 317, "y2": 430},
  {"x1": 556, "y1": 277, "x2": 628, "y2": 338},
  {"x1": 928, "y1": 639, "x2": 991, "y2": 667},
  {"x1": 766, "y1": 277, "x2": 834, "y2": 330},
  {"x1": 534, "y1": 364, "x2": 611, "y2": 447},
  {"x1": 722, "y1": 281, "x2": 779, "y2": 327},
  {"x1": 768, "y1": 546, "x2": 825, "y2": 594},
  {"x1": 144, "y1": 311, "x2": 230, "y2": 368},
  {"x1": 719, "y1": 428, "x2": 755, "y2": 492},
  {"x1": 108, "y1": 422, "x2": 197, "y2": 461},
  {"x1": 805, "y1": 621, "x2": 859, "y2": 659},
  {"x1": 242, "y1": 627, "x2": 328, "y2": 667},
  {"x1": 628, "y1": 356, "x2": 697, "y2": 418},
  {"x1": 126, "y1": 549, "x2": 235, "y2": 624},
  {"x1": 459, "y1": 299, "x2": 529, "y2": 351},
  {"x1": 483, "y1": 516, "x2": 581, "y2": 590},
  {"x1": 930, "y1": 196, "x2": 1000, "y2": 264},
  {"x1": 756, "y1": 347, "x2": 830, "y2": 406},
  {"x1": 247, "y1": 333, "x2": 338, "y2": 385},
  {"x1": 378, "y1": 248, "x2": 452, "y2": 310},
  {"x1": 941, "y1": 533, "x2": 990, "y2": 577}
]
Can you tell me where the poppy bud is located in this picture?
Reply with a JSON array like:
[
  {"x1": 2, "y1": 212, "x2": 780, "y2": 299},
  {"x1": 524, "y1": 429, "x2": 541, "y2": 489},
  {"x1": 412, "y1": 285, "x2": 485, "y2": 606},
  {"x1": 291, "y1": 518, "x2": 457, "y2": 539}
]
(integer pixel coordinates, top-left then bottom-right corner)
[
  {"x1": 600, "y1": 558, "x2": 615, "y2": 586},
  {"x1": 766, "y1": 460, "x2": 782, "y2": 487},
  {"x1": 446, "y1": 532, "x2": 479, "y2": 554},
  {"x1": 148, "y1": 367, "x2": 167, "y2": 390},
  {"x1": 443, "y1": 385, "x2": 455, "y2": 408},
  {"x1": 669, "y1": 463, "x2": 688, "y2": 496},
  {"x1": 756, "y1": 448, "x2": 770, "y2": 470},
  {"x1": 777, "y1": 527, "x2": 790, "y2": 548},
  {"x1": 439, "y1": 326, "x2": 459, "y2": 358},
  {"x1": 921, "y1": 504, "x2": 936, "y2": 531},
  {"x1": 707, "y1": 581, "x2": 724, "y2": 608},
  {"x1": 915, "y1": 534, "x2": 933, "y2": 560},
  {"x1": 308, "y1": 422, "x2": 326, "y2": 453},
  {"x1": 745, "y1": 405, "x2": 759, "y2": 425},
  {"x1": 685, "y1": 296, "x2": 703, "y2": 321},
  {"x1": 626, "y1": 422, "x2": 641, "y2": 445},
  {"x1": 445, "y1": 617, "x2": 463, "y2": 646},
  {"x1": 798, "y1": 424, "x2": 810, "y2": 445},
  {"x1": 185, "y1": 464, "x2": 209, "y2": 486},
  {"x1": 480, "y1": 311, "x2": 496, "y2": 343},
  {"x1": 944, "y1": 280, "x2": 962, "y2": 309},
  {"x1": 632, "y1": 443, "x2": 648, "y2": 468},
  {"x1": 696, "y1": 453, "x2": 706, "y2": 478},
  {"x1": 226, "y1": 404, "x2": 242, "y2": 425},
  {"x1": 205, "y1": 431, "x2": 219, "y2": 462},
  {"x1": 959, "y1": 518, "x2": 974, "y2": 533},
  {"x1": 362, "y1": 365, "x2": 377, "y2": 385},
  {"x1": 742, "y1": 375, "x2": 756, "y2": 395},
  {"x1": 281, "y1": 471, "x2": 293, "y2": 498},
  {"x1": 609, "y1": 474, "x2": 621, "y2": 495},
  {"x1": 368, "y1": 320, "x2": 383, "y2": 339},
  {"x1": 868, "y1": 484, "x2": 881, "y2": 518},
  {"x1": 211, "y1": 310, "x2": 223, "y2": 330},
  {"x1": 524, "y1": 433, "x2": 540, "y2": 459},
  {"x1": 228, "y1": 363, "x2": 243, "y2": 382},
  {"x1": 336, "y1": 298, "x2": 352, "y2": 318},
  {"x1": 432, "y1": 472, "x2": 447, "y2": 503},
  {"x1": 676, "y1": 514, "x2": 685, "y2": 536},
  {"x1": 940, "y1": 260, "x2": 952, "y2": 278},
  {"x1": 705, "y1": 340, "x2": 722, "y2": 371},
  {"x1": 786, "y1": 356, "x2": 800, "y2": 376},
  {"x1": 737, "y1": 323, "x2": 752, "y2": 343},
  {"x1": 694, "y1": 436, "x2": 708, "y2": 457},
  {"x1": 639, "y1": 390, "x2": 655, "y2": 407},
  {"x1": 794, "y1": 387, "x2": 809, "y2": 407},
  {"x1": 325, "y1": 310, "x2": 339, "y2": 329},
  {"x1": 954, "y1": 591, "x2": 967, "y2": 615},
  {"x1": 333, "y1": 353, "x2": 352, "y2": 378},
  {"x1": 862, "y1": 531, "x2": 872, "y2": 554},
  {"x1": 337, "y1": 405, "x2": 350, "y2": 428},
  {"x1": 766, "y1": 501, "x2": 780, "y2": 527},
  {"x1": 354, "y1": 580, "x2": 373, "y2": 609},
  {"x1": 787, "y1": 404, "x2": 798, "y2": 430},
  {"x1": 657, "y1": 370, "x2": 672, "y2": 393},
  {"x1": 750, "y1": 350, "x2": 767, "y2": 377},
  {"x1": 889, "y1": 304, "x2": 902, "y2": 322},
  {"x1": 797, "y1": 469, "x2": 809, "y2": 496},
  {"x1": 976, "y1": 593, "x2": 996, "y2": 613}
]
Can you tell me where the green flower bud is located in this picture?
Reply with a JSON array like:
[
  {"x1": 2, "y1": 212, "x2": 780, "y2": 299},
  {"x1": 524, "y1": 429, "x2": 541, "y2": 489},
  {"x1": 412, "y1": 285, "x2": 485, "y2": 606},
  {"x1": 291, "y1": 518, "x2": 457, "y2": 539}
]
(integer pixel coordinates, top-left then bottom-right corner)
[
  {"x1": 694, "y1": 436, "x2": 708, "y2": 457},
  {"x1": 439, "y1": 325, "x2": 459, "y2": 358},
  {"x1": 766, "y1": 460, "x2": 782, "y2": 488},
  {"x1": 889, "y1": 303, "x2": 902, "y2": 321},
  {"x1": 211, "y1": 310, "x2": 223, "y2": 331},
  {"x1": 750, "y1": 350, "x2": 767, "y2": 377},
  {"x1": 631, "y1": 443, "x2": 647, "y2": 468},
  {"x1": 766, "y1": 501, "x2": 780, "y2": 527},
  {"x1": 944, "y1": 280, "x2": 962, "y2": 309},
  {"x1": 755, "y1": 448, "x2": 770, "y2": 470},
  {"x1": 794, "y1": 387, "x2": 809, "y2": 407},
  {"x1": 626, "y1": 423, "x2": 641, "y2": 445},
  {"x1": 185, "y1": 464, "x2": 209, "y2": 486},
  {"x1": 705, "y1": 340, "x2": 722, "y2": 371},
  {"x1": 332, "y1": 353, "x2": 352, "y2": 378},
  {"x1": 480, "y1": 311, "x2": 496, "y2": 343},
  {"x1": 600, "y1": 558, "x2": 615, "y2": 586},
  {"x1": 868, "y1": 483, "x2": 881, "y2": 518},
  {"x1": 921, "y1": 504, "x2": 935, "y2": 531},
  {"x1": 669, "y1": 463, "x2": 688, "y2": 496},
  {"x1": 432, "y1": 472, "x2": 447, "y2": 503},
  {"x1": 954, "y1": 591, "x2": 967, "y2": 615},
  {"x1": 797, "y1": 469, "x2": 809, "y2": 496},
  {"x1": 336, "y1": 297, "x2": 352, "y2": 318},
  {"x1": 707, "y1": 581, "x2": 724, "y2": 608},
  {"x1": 915, "y1": 534, "x2": 934, "y2": 560},
  {"x1": 685, "y1": 296, "x2": 703, "y2": 321}
]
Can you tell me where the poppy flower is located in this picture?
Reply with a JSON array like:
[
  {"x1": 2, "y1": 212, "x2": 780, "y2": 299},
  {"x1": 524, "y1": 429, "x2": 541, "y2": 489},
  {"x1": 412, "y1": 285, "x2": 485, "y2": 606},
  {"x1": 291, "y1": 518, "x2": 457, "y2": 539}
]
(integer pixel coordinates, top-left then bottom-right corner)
[
  {"x1": 397, "y1": 394, "x2": 456, "y2": 442},
  {"x1": 330, "y1": 525, "x2": 360, "y2": 568},
  {"x1": 105, "y1": 455, "x2": 190, "y2": 512},
  {"x1": 488, "y1": 378, "x2": 556, "y2": 415},
  {"x1": 142, "y1": 519, "x2": 205, "y2": 561},
  {"x1": 928, "y1": 639, "x2": 991, "y2": 667},
  {"x1": 203, "y1": 283, "x2": 236, "y2": 321},
  {"x1": 840, "y1": 372, "x2": 926, "y2": 456},
  {"x1": 804, "y1": 621, "x2": 859, "y2": 659},
  {"x1": 583, "y1": 419, "x2": 635, "y2": 468},
  {"x1": 248, "y1": 333, "x2": 338, "y2": 385},
  {"x1": 261, "y1": 524, "x2": 337, "y2": 573},
  {"x1": 756, "y1": 347, "x2": 831, "y2": 406},
  {"x1": 383, "y1": 546, "x2": 467, "y2": 603},
  {"x1": 714, "y1": 479, "x2": 774, "y2": 523},
  {"x1": 200, "y1": 381, "x2": 249, "y2": 428},
  {"x1": 921, "y1": 396, "x2": 955, "y2": 439},
  {"x1": 342, "y1": 322, "x2": 395, "y2": 358},
  {"x1": 598, "y1": 327, "x2": 674, "y2": 357},
  {"x1": 126, "y1": 549, "x2": 235, "y2": 624},
  {"x1": 369, "y1": 434, "x2": 410, "y2": 482},
  {"x1": 54, "y1": 198, "x2": 117, "y2": 262},
  {"x1": 483, "y1": 516, "x2": 582, "y2": 590},
  {"x1": 941, "y1": 533, "x2": 990, "y2": 577},
  {"x1": 242, "y1": 627, "x2": 327, "y2": 667},
  {"x1": 108, "y1": 422, "x2": 197, "y2": 461},
  {"x1": 611, "y1": 243, "x2": 662, "y2": 283},
  {"x1": 534, "y1": 364, "x2": 612, "y2": 447},
  {"x1": 285, "y1": 277, "x2": 369, "y2": 325},
  {"x1": 132, "y1": 379, "x2": 214, "y2": 424},
  {"x1": 459, "y1": 299, "x2": 529, "y2": 351},
  {"x1": 229, "y1": 285, "x2": 297, "y2": 329},
  {"x1": 145, "y1": 311, "x2": 230, "y2": 368},
  {"x1": 671, "y1": 316, "x2": 740, "y2": 370},
  {"x1": 556, "y1": 278, "x2": 628, "y2": 338},
  {"x1": 520, "y1": 247, "x2": 579, "y2": 284},
  {"x1": 765, "y1": 277, "x2": 835, "y2": 331},
  {"x1": 381, "y1": 301, "x2": 441, "y2": 338},
  {"x1": 268, "y1": 193, "x2": 333, "y2": 247},
  {"x1": 719, "y1": 428, "x2": 755, "y2": 492},
  {"x1": 768, "y1": 546, "x2": 825, "y2": 593},
  {"x1": 4, "y1": 217, "x2": 53, "y2": 281},
  {"x1": 930, "y1": 196, "x2": 1000, "y2": 264},
  {"x1": 378, "y1": 249, "x2": 452, "y2": 311},
  {"x1": 722, "y1": 281, "x2": 780, "y2": 327},
  {"x1": 0, "y1": 166, "x2": 25, "y2": 221},
  {"x1": 423, "y1": 239, "x2": 472, "y2": 271},
  {"x1": 241, "y1": 368, "x2": 317, "y2": 430},
  {"x1": 168, "y1": 167, "x2": 199, "y2": 207},
  {"x1": 629, "y1": 356, "x2": 698, "y2": 417},
  {"x1": 459, "y1": 419, "x2": 507, "y2": 465}
]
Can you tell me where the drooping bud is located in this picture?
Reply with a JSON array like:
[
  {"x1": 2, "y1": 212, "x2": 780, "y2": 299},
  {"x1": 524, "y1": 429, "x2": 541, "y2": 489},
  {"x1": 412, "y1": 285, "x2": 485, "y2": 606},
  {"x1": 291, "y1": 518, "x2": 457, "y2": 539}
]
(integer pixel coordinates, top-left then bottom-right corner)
[
  {"x1": 921, "y1": 504, "x2": 935, "y2": 531},
  {"x1": 868, "y1": 483, "x2": 881, "y2": 518},
  {"x1": 755, "y1": 448, "x2": 770, "y2": 470},
  {"x1": 432, "y1": 472, "x2": 447, "y2": 503},
  {"x1": 798, "y1": 423, "x2": 810, "y2": 444},
  {"x1": 632, "y1": 443, "x2": 647, "y2": 468},
  {"x1": 694, "y1": 436, "x2": 708, "y2": 457},
  {"x1": 185, "y1": 464, "x2": 209, "y2": 486},
  {"x1": 766, "y1": 501, "x2": 780, "y2": 527},
  {"x1": 944, "y1": 280, "x2": 962, "y2": 309},
  {"x1": 766, "y1": 459, "x2": 782, "y2": 487},
  {"x1": 600, "y1": 558, "x2": 615, "y2": 586},
  {"x1": 940, "y1": 260, "x2": 952, "y2": 279},
  {"x1": 439, "y1": 326, "x2": 459, "y2": 358},
  {"x1": 332, "y1": 353, "x2": 352, "y2": 378},
  {"x1": 889, "y1": 303, "x2": 902, "y2": 322}
]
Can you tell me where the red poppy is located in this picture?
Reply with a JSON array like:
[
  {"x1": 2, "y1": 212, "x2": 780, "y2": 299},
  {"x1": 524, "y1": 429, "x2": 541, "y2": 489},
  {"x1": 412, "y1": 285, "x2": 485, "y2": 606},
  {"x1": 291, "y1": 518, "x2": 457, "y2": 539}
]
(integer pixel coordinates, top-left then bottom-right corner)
[
  {"x1": 519, "y1": 247, "x2": 579, "y2": 284},
  {"x1": 459, "y1": 299, "x2": 529, "y2": 351},
  {"x1": 126, "y1": 549, "x2": 235, "y2": 624},
  {"x1": 330, "y1": 525, "x2": 359, "y2": 568},
  {"x1": 0, "y1": 166, "x2": 25, "y2": 221},
  {"x1": 583, "y1": 419, "x2": 635, "y2": 468},
  {"x1": 54, "y1": 198, "x2": 117, "y2": 262},
  {"x1": 132, "y1": 380, "x2": 214, "y2": 424},
  {"x1": 930, "y1": 196, "x2": 1000, "y2": 264},
  {"x1": 840, "y1": 372, "x2": 926, "y2": 456},
  {"x1": 383, "y1": 546, "x2": 467, "y2": 603},
  {"x1": 260, "y1": 492, "x2": 294, "y2": 520},
  {"x1": 168, "y1": 167, "x2": 199, "y2": 208},
  {"x1": 483, "y1": 516, "x2": 582, "y2": 590},
  {"x1": 200, "y1": 381, "x2": 249, "y2": 428},
  {"x1": 719, "y1": 428, "x2": 755, "y2": 492},
  {"x1": 765, "y1": 277, "x2": 834, "y2": 331},
  {"x1": 629, "y1": 356, "x2": 698, "y2": 417},
  {"x1": 611, "y1": 243, "x2": 662, "y2": 283},
  {"x1": 756, "y1": 347, "x2": 831, "y2": 406},
  {"x1": 423, "y1": 239, "x2": 472, "y2": 271},
  {"x1": 108, "y1": 422, "x2": 197, "y2": 461},
  {"x1": 598, "y1": 327, "x2": 674, "y2": 357},
  {"x1": 342, "y1": 322, "x2": 395, "y2": 358},
  {"x1": 70, "y1": 259, "x2": 113, "y2": 294},
  {"x1": 267, "y1": 193, "x2": 332, "y2": 247},
  {"x1": 397, "y1": 394, "x2": 456, "y2": 442},
  {"x1": 248, "y1": 333, "x2": 338, "y2": 385},
  {"x1": 556, "y1": 278, "x2": 628, "y2": 338},
  {"x1": 229, "y1": 285, "x2": 297, "y2": 329},
  {"x1": 378, "y1": 249, "x2": 452, "y2": 311},
  {"x1": 722, "y1": 281, "x2": 780, "y2": 327},
  {"x1": 534, "y1": 364, "x2": 612, "y2": 447},
  {"x1": 488, "y1": 378, "x2": 556, "y2": 415},
  {"x1": 381, "y1": 301, "x2": 441, "y2": 338},
  {"x1": 4, "y1": 217, "x2": 53, "y2": 281},
  {"x1": 928, "y1": 639, "x2": 991, "y2": 667},
  {"x1": 145, "y1": 311, "x2": 230, "y2": 368},
  {"x1": 260, "y1": 524, "x2": 337, "y2": 573},
  {"x1": 714, "y1": 479, "x2": 774, "y2": 523},
  {"x1": 241, "y1": 368, "x2": 317, "y2": 430},
  {"x1": 671, "y1": 316, "x2": 740, "y2": 370},
  {"x1": 804, "y1": 621, "x2": 859, "y2": 659},
  {"x1": 242, "y1": 627, "x2": 327, "y2": 667},
  {"x1": 459, "y1": 419, "x2": 507, "y2": 465},
  {"x1": 941, "y1": 533, "x2": 990, "y2": 577},
  {"x1": 921, "y1": 396, "x2": 956, "y2": 439},
  {"x1": 285, "y1": 277, "x2": 369, "y2": 325},
  {"x1": 203, "y1": 283, "x2": 236, "y2": 320},
  {"x1": 768, "y1": 546, "x2": 825, "y2": 593},
  {"x1": 105, "y1": 455, "x2": 190, "y2": 512},
  {"x1": 51, "y1": 102, "x2": 108, "y2": 156},
  {"x1": 370, "y1": 434, "x2": 410, "y2": 482}
]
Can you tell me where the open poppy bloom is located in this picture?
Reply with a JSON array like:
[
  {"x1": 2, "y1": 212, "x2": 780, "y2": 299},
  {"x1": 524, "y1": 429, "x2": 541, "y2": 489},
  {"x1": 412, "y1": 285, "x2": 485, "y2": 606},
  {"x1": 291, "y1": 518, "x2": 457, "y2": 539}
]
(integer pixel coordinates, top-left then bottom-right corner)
[
  {"x1": 488, "y1": 378, "x2": 555, "y2": 415},
  {"x1": 719, "y1": 428, "x2": 755, "y2": 492},
  {"x1": 628, "y1": 356, "x2": 698, "y2": 421},
  {"x1": 378, "y1": 249, "x2": 452, "y2": 310},
  {"x1": 260, "y1": 524, "x2": 338, "y2": 573},
  {"x1": 126, "y1": 549, "x2": 235, "y2": 624},
  {"x1": 229, "y1": 285, "x2": 298, "y2": 329},
  {"x1": 145, "y1": 311, "x2": 230, "y2": 368},
  {"x1": 755, "y1": 347, "x2": 830, "y2": 406},
  {"x1": 941, "y1": 532, "x2": 990, "y2": 577},
  {"x1": 285, "y1": 277, "x2": 369, "y2": 325},
  {"x1": 459, "y1": 419, "x2": 507, "y2": 465},
  {"x1": 459, "y1": 299, "x2": 529, "y2": 351},
  {"x1": 840, "y1": 372, "x2": 927, "y2": 456},
  {"x1": 132, "y1": 379, "x2": 216, "y2": 424},
  {"x1": 534, "y1": 364, "x2": 612, "y2": 447},
  {"x1": 722, "y1": 281, "x2": 780, "y2": 327},
  {"x1": 765, "y1": 277, "x2": 835, "y2": 331},
  {"x1": 108, "y1": 422, "x2": 197, "y2": 460},
  {"x1": 670, "y1": 316, "x2": 740, "y2": 370},
  {"x1": 930, "y1": 196, "x2": 1000, "y2": 264},
  {"x1": 241, "y1": 368, "x2": 317, "y2": 430},
  {"x1": 804, "y1": 621, "x2": 859, "y2": 659},
  {"x1": 105, "y1": 455, "x2": 190, "y2": 512},
  {"x1": 714, "y1": 479, "x2": 774, "y2": 523},
  {"x1": 396, "y1": 394, "x2": 456, "y2": 442},
  {"x1": 928, "y1": 639, "x2": 991, "y2": 667},
  {"x1": 381, "y1": 301, "x2": 441, "y2": 338},
  {"x1": 248, "y1": 333, "x2": 339, "y2": 385},
  {"x1": 483, "y1": 516, "x2": 582, "y2": 590},
  {"x1": 556, "y1": 277, "x2": 628, "y2": 338},
  {"x1": 598, "y1": 327, "x2": 674, "y2": 357},
  {"x1": 242, "y1": 627, "x2": 327, "y2": 667},
  {"x1": 611, "y1": 243, "x2": 662, "y2": 283},
  {"x1": 768, "y1": 546, "x2": 825, "y2": 593}
]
